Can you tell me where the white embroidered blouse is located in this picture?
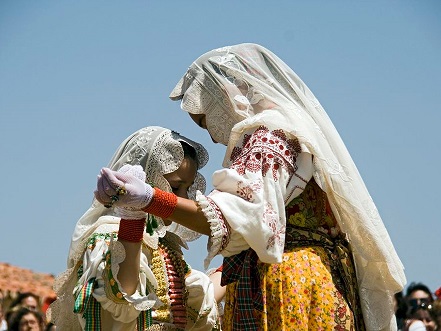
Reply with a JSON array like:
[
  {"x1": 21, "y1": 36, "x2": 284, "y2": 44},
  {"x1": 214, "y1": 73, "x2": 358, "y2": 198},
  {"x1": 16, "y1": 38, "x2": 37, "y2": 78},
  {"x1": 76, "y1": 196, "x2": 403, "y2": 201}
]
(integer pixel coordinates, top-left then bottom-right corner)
[{"x1": 198, "y1": 125, "x2": 313, "y2": 269}]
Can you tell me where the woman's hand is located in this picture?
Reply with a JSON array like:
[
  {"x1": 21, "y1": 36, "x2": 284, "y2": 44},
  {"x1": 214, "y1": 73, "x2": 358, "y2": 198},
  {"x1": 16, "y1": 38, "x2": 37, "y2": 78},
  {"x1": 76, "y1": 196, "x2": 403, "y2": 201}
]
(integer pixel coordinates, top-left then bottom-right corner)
[{"x1": 94, "y1": 166, "x2": 154, "y2": 210}]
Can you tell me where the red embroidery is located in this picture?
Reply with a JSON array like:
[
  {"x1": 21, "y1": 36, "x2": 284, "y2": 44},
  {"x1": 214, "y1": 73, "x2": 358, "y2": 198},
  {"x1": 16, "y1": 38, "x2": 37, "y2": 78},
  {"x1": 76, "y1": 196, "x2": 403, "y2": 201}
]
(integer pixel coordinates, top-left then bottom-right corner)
[
  {"x1": 263, "y1": 202, "x2": 285, "y2": 250},
  {"x1": 207, "y1": 196, "x2": 231, "y2": 251},
  {"x1": 236, "y1": 180, "x2": 263, "y2": 202},
  {"x1": 230, "y1": 126, "x2": 300, "y2": 181}
]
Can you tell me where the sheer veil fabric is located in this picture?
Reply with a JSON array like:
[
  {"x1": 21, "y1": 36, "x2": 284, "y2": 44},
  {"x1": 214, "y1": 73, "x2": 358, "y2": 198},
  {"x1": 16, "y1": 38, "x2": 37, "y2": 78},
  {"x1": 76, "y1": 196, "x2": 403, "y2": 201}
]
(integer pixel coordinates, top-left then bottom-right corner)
[
  {"x1": 50, "y1": 126, "x2": 208, "y2": 329},
  {"x1": 170, "y1": 43, "x2": 406, "y2": 331},
  {"x1": 69, "y1": 126, "x2": 208, "y2": 267}
]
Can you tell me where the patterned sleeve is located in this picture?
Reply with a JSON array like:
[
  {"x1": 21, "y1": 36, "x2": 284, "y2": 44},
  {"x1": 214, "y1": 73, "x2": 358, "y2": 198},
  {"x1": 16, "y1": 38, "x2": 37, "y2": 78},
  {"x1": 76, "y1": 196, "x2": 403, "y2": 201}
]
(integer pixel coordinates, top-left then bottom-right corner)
[
  {"x1": 73, "y1": 227, "x2": 159, "y2": 327},
  {"x1": 197, "y1": 126, "x2": 313, "y2": 267}
]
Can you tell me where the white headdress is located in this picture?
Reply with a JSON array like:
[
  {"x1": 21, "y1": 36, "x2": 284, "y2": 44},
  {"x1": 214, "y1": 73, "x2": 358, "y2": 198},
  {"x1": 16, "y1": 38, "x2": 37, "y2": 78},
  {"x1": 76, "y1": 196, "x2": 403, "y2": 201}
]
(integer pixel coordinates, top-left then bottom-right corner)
[
  {"x1": 170, "y1": 43, "x2": 405, "y2": 331},
  {"x1": 50, "y1": 126, "x2": 208, "y2": 329},
  {"x1": 68, "y1": 126, "x2": 208, "y2": 267}
]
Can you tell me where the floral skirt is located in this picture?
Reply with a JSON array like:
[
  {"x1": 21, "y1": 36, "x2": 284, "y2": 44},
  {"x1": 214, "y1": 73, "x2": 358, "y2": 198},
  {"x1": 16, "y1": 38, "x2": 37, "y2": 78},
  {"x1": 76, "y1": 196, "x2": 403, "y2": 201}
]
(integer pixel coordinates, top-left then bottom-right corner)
[{"x1": 222, "y1": 246, "x2": 362, "y2": 331}]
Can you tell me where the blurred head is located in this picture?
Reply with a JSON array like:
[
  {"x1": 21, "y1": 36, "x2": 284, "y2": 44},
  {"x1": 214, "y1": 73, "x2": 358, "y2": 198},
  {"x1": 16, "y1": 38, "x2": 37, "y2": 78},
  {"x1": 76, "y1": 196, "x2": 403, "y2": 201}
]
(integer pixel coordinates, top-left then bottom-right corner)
[
  {"x1": 407, "y1": 306, "x2": 436, "y2": 331},
  {"x1": 22, "y1": 297, "x2": 38, "y2": 311},
  {"x1": 8, "y1": 307, "x2": 43, "y2": 331},
  {"x1": 10, "y1": 293, "x2": 39, "y2": 312},
  {"x1": 406, "y1": 282, "x2": 434, "y2": 311}
]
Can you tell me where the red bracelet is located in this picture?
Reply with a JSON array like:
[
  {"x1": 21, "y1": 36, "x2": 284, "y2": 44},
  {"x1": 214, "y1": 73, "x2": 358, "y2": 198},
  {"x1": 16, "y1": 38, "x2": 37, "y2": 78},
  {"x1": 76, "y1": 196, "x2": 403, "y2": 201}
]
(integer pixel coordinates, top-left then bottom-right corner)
[
  {"x1": 142, "y1": 188, "x2": 178, "y2": 220},
  {"x1": 118, "y1": 219, "x2": 145, "y2": 242}
]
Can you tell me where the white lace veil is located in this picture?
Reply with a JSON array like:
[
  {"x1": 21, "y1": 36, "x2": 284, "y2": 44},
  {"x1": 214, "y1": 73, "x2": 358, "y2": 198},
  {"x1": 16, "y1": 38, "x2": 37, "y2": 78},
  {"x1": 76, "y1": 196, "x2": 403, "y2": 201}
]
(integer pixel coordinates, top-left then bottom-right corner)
[
  {"x1": 69, "y1": 126, "x2": 208, "y2": 267},
  {"x1": 50, "y1": 126, "x2": 208, "y2": 329},
  {"x1": 170, "y1": 43, "x2": 406, "y2": 331}
]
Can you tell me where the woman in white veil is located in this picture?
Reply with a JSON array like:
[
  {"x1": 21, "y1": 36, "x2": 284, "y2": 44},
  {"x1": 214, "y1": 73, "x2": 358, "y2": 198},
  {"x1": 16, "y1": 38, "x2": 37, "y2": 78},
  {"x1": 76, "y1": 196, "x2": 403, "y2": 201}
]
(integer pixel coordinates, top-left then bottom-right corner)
[
  {"x1": 95, "y1": 44, "x2": 406, "y2": 331},
  {"x1": 50, "y1": 126, "x2": 218, "y2": 331},
  {"x1": 170, "y1": 43, "x2": 407, "y2": 331}
]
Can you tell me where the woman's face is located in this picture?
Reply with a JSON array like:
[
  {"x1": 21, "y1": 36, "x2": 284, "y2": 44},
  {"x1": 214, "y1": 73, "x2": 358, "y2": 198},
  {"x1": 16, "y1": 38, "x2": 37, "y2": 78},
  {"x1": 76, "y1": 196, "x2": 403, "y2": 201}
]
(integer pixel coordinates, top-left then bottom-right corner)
[
  {"x1": 189, "y1": 113, "x2": 219, "y2": 144},
  {"x1": 22, "y1": 296, "x2": 38, "y2": 311},
  {"x1": 408, "y1": 290, "x2": 431, "y2": 301},
  {"x1": 19, "y1": 313, "x2": 41, "y2": 331},
  {"x1": 412, "y1": 309, "x2": 436, "y2": 331},
  {"x1": 163, "y1": 156, "x2": 197, "y2": 199}
]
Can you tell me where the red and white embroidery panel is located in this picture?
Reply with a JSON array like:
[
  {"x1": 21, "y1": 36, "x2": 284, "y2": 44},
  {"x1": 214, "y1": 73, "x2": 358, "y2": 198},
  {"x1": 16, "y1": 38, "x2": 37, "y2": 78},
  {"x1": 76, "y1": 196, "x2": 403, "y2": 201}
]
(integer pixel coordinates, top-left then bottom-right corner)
[{"x1": 229, "y1": 126, "x2": 301, "y2": 181}]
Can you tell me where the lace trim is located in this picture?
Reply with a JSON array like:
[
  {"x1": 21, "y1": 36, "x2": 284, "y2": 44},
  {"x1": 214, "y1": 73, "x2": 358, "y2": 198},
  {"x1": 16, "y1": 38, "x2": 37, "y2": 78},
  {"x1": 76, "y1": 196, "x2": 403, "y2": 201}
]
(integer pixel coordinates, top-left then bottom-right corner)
[
  {"x1": 49, "y1": 266, "x2": 82, "y2": 330},
  {"x1": 196, "y1": 191, "x2": 227, "y2": 269},
  {"x1": 179, "y1": 72, "x2": 242, "y2": 145},
  {"x1": 143, "y1": 232, "x2": 159, "y2": 250},
  {"x1": 105, "y1": 237, "x2": 158, "y2": 311},
  {"x1": 153, "y1": 216, "x2": 167, "y2": 238},
  {"x1": 116, "y1": 207, "x2": 147, "y2": 220},
  {"x1": 166, "y1": 223, "x2": 202, "y2": 244}
]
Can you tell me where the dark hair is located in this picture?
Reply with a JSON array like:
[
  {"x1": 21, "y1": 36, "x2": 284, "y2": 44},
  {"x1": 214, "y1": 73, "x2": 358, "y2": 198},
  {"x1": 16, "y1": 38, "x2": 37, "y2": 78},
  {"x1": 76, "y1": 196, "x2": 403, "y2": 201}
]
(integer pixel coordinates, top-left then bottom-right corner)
[
  {"x1": 430, "y1": 300, "x2": 441, "y2": 329},
  {"x1": 180, "y1": 141, "x2": 198, "y2": 165},
  {"x1": 8, "y1": 307, "x2": 44, "y2": 331},
  {"x1": 9, "y1": 292, "x2": 40, "y2": 310},
  {"x1": 395, "y1": 291, "x2": 408, "y2": 328},
  {"x1": 45, "y1": 322, "x2": 56, "y2": 331},
  {"x1": 406, "y1": 282, "x2": 434, "y2": 302}
]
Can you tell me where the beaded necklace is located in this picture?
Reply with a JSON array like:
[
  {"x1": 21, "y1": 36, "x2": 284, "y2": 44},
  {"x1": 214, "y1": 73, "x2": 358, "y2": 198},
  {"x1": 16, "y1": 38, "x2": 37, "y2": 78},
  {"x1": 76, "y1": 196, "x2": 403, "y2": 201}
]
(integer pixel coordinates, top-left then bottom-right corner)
[{"x1": 149, "y1": 234, "x2": 191, "y2": 329}]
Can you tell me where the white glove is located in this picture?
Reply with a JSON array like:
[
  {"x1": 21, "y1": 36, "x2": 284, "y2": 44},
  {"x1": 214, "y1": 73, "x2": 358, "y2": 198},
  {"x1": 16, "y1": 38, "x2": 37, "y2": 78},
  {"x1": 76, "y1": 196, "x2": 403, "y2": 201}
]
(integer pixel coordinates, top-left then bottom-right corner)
[
  {"x1": 113, "y1": 165, "x2": 149, "y2": 219},
  {"x1": 118, "y1": 164, "x2": 146, "y2": 182},
  {"x1": 94, "y1": 166, "x2": 154, "y2": 210}
]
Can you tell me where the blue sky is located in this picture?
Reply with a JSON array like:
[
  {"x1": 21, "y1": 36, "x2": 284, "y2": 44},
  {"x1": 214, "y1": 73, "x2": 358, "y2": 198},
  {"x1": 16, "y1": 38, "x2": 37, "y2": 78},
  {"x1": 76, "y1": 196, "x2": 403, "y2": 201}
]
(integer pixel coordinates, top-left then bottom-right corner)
[{"x1": 1, "y1": 1, "x2": 440, "y2": 294}]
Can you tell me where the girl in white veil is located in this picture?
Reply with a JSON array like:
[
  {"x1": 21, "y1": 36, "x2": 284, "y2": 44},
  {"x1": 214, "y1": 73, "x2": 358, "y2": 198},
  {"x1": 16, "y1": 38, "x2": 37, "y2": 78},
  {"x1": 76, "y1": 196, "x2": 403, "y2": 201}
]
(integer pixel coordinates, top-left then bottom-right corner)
[
  {"x1": 95, "y1": 44, "x2": 406, "y2": 331},
  {"x1": 50, "y1": 126, "x2": 218, "y2": 331}
]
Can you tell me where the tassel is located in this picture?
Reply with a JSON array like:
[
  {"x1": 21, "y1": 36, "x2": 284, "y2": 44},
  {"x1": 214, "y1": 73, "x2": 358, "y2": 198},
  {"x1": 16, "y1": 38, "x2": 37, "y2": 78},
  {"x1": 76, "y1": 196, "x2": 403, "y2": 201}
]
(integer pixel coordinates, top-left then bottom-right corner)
[{"x1": 146, "y1": 214, "x2": 159, "y2": 236}]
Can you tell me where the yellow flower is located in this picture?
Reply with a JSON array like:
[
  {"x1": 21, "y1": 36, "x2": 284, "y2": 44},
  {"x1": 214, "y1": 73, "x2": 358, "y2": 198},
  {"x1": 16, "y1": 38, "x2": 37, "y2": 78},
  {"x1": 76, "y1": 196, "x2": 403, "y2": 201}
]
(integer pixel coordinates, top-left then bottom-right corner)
[
  {"x1": 324, "y1": 215, "x2": 335, "y2": 227},
  {"x1": 288, "y1": 213, "x2": 306, "y2": 227}
]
